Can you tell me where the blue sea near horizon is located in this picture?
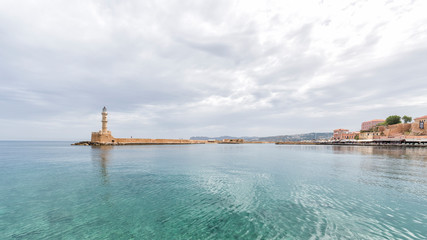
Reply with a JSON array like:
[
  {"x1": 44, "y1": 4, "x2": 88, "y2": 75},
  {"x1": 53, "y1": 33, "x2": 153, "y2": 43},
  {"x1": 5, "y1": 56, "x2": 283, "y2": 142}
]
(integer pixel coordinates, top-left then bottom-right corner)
[{"x1": 1, "y1": 141, "x2": 427, "y2": 239}]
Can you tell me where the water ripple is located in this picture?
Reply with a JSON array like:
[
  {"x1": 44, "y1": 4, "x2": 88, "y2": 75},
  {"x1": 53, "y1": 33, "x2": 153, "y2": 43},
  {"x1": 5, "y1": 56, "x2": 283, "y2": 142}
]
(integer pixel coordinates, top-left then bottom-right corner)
[{"x1": 2, "y1": 143, "x2": 427, "y2": 239}]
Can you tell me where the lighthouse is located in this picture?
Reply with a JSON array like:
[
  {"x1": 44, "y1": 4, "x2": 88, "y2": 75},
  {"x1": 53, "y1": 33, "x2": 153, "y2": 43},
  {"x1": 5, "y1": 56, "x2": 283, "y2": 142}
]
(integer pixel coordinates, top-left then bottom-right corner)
[
  {"x1": 91, "y1": 106, "x2": 114, "y2": 143},
  {"x1": 102, "y1": 106, "x2": 108, "y2": 133}
]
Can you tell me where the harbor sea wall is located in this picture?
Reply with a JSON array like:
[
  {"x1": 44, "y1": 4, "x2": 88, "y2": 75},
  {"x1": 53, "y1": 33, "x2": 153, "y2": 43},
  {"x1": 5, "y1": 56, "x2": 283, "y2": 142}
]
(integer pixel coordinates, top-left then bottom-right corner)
[
  {"x1": 383, "y1": 123, "x2": 411, "y2": 137},
  {"x1": 88, "y1": 131, "x2": 207, "y2": 145},
  {"x1": 73, "y1": 138, "x2": 207, "y2": 145},
  {"x1": 114, "y1": 138, "x2": 206, "y2": 144}
]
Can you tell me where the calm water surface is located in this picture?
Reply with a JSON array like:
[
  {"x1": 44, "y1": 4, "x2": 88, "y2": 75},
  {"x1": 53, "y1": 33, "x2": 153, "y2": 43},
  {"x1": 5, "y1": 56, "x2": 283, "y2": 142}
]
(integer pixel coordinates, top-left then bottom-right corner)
[{"x1": 1, "y1": 141, "x2": 427, "y2": 239}]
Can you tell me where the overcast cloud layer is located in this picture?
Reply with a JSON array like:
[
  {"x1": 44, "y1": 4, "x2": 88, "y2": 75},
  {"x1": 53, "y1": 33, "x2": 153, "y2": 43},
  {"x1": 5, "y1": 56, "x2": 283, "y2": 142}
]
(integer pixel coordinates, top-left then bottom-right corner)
[{"x1": 1, "y1": 0, "x2": 427, "y2": 140}]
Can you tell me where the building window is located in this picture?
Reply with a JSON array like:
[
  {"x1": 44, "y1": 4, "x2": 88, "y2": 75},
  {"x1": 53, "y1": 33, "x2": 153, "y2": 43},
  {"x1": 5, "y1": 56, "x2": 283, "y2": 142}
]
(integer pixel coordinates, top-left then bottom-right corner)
[{"x1": 420, "y1": 121, "x2": 424, "y2": 129}]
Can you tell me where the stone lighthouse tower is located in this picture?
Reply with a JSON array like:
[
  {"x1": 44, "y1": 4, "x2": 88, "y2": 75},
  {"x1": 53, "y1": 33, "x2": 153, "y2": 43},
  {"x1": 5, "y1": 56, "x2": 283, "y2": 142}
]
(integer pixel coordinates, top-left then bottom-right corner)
[
  {"x1": 91, "y1": 107, "x2": 114, "y2": 143},
  {"x1": 102, "y1": 106, "x2": 108, "y2": 133}
]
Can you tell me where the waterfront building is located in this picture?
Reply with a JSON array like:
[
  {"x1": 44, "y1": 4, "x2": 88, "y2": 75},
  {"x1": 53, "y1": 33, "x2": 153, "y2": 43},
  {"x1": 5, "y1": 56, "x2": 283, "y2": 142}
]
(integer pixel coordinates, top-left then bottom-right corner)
[
  {"x1": 359, "y1": 131, "x2": 382, "y2": 140},
  {"x1": 333, "y1": 129, "x2": 358, "y2": 140},
  {"x1": 361, "y1": 119, "x2": 384, "y2": 131},
  {"x1": 411, "y1": 115, "x2": 427, "y2": 135}
]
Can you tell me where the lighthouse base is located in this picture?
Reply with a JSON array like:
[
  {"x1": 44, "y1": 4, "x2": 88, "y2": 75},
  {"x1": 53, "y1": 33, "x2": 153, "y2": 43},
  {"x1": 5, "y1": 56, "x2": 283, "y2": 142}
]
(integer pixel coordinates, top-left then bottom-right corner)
[{"x1": 91, "y1": 131, "x2": 114, "y2": 144}]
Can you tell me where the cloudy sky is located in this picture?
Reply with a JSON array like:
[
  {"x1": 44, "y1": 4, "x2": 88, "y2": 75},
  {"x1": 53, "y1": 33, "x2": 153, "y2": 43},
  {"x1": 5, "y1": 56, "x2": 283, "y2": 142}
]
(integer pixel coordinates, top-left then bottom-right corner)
[{"x1": 1, "y1": 0, "x2": 427, "y2": 140}]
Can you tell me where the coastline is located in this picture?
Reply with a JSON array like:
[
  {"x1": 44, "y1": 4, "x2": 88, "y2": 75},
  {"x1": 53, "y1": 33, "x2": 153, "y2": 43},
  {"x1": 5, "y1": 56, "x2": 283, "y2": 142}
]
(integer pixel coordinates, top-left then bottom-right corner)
[{"x1": 276, "y1": 140, "x2": 427, "y2": 147}]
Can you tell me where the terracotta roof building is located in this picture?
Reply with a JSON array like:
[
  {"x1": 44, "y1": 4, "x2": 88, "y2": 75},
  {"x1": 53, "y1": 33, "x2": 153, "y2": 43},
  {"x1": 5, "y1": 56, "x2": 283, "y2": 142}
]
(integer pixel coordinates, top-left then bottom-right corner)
[
  {"x1": 412, "y1": 115, "x2": 427, "y2": 135},
  {"x1": 333, "y1": 129, "x2": 358, "y2": 140},
  {"x1": 361, "y1": 119, "x2": 384, "y2": 131},
  {"x1": 414, "y1": 115, "x2": 427, "y2": 120}
]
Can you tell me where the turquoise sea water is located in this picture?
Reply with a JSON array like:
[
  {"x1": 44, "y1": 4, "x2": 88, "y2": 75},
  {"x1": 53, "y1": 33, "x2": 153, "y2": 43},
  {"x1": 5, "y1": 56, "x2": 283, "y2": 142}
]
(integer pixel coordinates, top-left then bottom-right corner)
[{"x1": 1, "y1": 141, "x2": 427, "y2": 239}]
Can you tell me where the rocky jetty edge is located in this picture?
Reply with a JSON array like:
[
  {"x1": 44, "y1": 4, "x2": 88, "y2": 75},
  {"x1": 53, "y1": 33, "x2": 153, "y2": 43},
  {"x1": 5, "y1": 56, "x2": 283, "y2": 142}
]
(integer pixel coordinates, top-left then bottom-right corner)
[{"x1": 72, "y1": 140, "x2": 205, "y2": 146}]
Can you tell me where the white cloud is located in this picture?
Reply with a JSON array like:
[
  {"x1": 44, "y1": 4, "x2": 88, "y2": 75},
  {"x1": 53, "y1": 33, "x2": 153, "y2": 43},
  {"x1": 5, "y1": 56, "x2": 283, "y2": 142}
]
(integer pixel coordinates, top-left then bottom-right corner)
[{"x1": 0, "y1": 0, "x2": 426, "y2": 139}]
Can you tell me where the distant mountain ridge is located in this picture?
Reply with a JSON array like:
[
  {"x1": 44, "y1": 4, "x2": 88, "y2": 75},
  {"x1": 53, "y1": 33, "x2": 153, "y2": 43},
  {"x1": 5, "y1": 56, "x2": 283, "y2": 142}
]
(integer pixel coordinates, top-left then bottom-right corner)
[{"x1": 190, "y1": 132, "x2": 333, "y2": 142}]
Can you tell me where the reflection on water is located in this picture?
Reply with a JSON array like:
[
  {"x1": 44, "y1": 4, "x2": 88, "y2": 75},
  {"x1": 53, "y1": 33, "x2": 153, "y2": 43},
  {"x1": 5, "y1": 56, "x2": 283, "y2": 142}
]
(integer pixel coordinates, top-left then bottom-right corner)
[
  {"x1": 332, "y1": 145, "x2": 427, "y2": 161},
  {"x1": 91, "y1": 145, "x2": 112, "y2": 184},
  {"x1": 332, "y1": 145, "x2": 427, "y2": 197}
]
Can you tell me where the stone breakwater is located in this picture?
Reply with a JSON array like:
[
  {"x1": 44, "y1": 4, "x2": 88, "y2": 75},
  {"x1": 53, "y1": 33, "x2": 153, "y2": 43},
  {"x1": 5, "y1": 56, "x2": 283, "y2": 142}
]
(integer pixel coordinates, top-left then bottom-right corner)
[
  {"x1": 73, "y1": 139, "x2": 207, "y2": 146},
  {"x1": 72, "y1": 139, "x2": 274, "y2": 146}
]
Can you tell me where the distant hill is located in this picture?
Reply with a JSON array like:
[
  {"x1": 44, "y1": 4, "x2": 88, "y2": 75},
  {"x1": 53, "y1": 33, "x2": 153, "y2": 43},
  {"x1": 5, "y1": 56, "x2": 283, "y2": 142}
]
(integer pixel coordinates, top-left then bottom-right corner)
[
  {"x1": 189, "y1": 136, "x2": 238, "y2": 141},
  {"x1": 190, "y1": 132, "x2": 333, "y2": 142}
]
